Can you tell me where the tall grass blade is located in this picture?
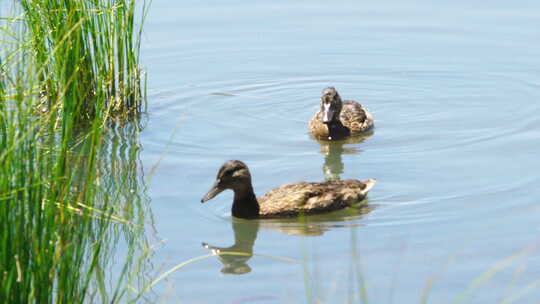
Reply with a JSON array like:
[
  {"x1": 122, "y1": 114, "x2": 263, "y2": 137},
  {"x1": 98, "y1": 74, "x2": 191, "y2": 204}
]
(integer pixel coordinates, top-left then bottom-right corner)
[{"x1": 0, "y1": 1, "x2": 153, "y2": 302}]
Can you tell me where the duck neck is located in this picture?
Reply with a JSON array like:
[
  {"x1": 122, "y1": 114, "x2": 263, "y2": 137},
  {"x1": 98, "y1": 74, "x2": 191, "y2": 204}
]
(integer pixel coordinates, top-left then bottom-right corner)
[
  {"x1": 232, "y1": 184, "x2": 260, "y2": 219},
  {"x1": 326, "y1": 120, "x2": 350, "y2": 139}
]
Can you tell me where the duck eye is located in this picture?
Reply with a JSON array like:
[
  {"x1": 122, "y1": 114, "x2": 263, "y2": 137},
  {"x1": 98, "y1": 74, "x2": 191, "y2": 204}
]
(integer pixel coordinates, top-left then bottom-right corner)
[{"x1": 223, "y1": 168, "x2": 238, "y2": 177}]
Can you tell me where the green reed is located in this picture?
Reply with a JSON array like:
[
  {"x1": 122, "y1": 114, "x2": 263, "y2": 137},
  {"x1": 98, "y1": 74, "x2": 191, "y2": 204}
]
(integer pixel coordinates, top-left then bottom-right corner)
[
  {"x1": 0, "y1": 59, "x2": 4, "y2": 103},
  {"x1": 0, "y1": 1, "x2": 151, "y2": 302},
  {"x1": 18, "y1": 0, "x2": 148, "y2": 123},
  {"x1": 0, "y1": 87, "x2": 152, "y2": 303}
]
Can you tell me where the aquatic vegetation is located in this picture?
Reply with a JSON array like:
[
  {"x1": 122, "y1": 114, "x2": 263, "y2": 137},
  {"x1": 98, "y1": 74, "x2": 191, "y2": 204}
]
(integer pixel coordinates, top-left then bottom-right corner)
[
  {"x1": 0, "y1": 60, "x2": 4, "y2": 103},
  {"x1": 0, "y1": 1, "x2": 152, "y2": 303},
  {"x1": 17, "y1": 0, "x2": 149, "y2": 123},
  {"x1": 0, "y1": 92, "x2": 153, "y2": 302}
]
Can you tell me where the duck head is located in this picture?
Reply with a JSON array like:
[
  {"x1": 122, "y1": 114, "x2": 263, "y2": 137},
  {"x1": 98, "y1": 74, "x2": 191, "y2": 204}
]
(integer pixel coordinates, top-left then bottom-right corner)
[
  {"x1": 320, "y1": 87, "x2": 343, "y2": 124},
  {"x1": 201, "y1": 160, "x2": 252, "y2": 203}
]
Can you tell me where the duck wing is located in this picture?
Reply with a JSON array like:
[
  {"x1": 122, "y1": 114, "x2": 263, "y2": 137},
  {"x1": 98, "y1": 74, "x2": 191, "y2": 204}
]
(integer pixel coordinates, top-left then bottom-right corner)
[
  {"x1": 258, "y1": 179, "x2": 376, "y2": 218},
  {"x1": 340, "y1": 100, "x2": 374, "y2": 134},
  {"x1": 308, "y1": 111, "x2": 329, "y2": 138}
]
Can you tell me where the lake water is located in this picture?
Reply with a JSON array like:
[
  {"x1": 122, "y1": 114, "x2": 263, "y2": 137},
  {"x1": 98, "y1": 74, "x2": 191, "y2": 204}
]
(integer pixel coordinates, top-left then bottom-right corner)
[{"x1": 139, "y1": 1, "x2": 540, "y2": 303}]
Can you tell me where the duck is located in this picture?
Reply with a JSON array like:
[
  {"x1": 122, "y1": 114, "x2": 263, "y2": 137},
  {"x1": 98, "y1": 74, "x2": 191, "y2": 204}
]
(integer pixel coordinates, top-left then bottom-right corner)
[
  {"x1": 201, "y1": 160, "x2": 376, "y2": 219},
  {"x1": 309, "y1": 87, "x2": 374, "y2": 140}
]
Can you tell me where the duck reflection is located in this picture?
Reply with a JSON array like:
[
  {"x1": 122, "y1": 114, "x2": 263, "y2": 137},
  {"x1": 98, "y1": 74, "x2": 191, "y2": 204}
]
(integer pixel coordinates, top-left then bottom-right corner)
[
  {"x1": 202, "y1": 219, "x2": 259, "y2": 275},
  {"x1": 202, "y1": 204, "x2": 373, "y2": 274},
  {"x1": 259, "y1": 205, "x2": 373, "y2": 236},
  {"x1": 316, "y1": 133, "x2": 372, "y2": 182}
]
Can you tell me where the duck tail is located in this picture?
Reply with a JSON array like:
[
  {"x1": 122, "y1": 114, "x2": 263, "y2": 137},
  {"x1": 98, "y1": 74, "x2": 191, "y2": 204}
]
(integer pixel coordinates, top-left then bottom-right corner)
[{"x1": 361, "y1": 178, "x2": 377, "y2": 194}]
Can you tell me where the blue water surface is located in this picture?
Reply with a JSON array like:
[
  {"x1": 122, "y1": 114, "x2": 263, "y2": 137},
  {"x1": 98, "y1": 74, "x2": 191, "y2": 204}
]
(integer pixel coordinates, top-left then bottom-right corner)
[{"x1": 139, "y1": 1, "x2": 540, "y2": 303}]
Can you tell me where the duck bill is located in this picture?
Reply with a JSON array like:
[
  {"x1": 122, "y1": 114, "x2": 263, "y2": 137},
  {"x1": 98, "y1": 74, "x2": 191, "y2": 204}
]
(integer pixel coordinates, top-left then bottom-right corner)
[
  {"x1": 201, "y1": 180, "x2": 225, "y2": 203},
  {"x1": 321, "y1": 102, "x2": 333, "y2": 123},
  {"x1": 322, "y1": 108, "x2": 334, "y2": 123}
]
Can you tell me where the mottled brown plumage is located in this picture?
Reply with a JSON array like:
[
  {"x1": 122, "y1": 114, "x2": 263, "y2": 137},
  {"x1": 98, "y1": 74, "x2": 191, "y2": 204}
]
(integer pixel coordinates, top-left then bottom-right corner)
[
  {"x1": 309, "y1": 87, "x2": 374, "y2": 140},
  {"x1": 201, "y1": 160, "x2": 376, "y2": 219}
]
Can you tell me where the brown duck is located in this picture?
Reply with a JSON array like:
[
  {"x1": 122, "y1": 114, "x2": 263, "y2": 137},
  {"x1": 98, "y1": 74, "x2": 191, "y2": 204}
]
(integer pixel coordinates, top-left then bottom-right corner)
[
  {"x1": 309, "y1": 87, "x2": 374, "y2": 140},
  {"x1": 201, "y1": 160, "x2": 376, "y2": 219}
]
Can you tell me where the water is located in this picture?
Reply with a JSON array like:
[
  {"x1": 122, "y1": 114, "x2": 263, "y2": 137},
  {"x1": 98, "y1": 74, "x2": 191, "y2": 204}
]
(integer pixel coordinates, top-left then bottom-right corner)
[{"x1": 139, "y1": 1, "x2": 540, "y2": 302}]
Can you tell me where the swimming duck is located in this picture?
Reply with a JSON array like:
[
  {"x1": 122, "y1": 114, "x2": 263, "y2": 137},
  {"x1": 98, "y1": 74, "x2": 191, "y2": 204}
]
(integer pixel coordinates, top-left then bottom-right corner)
[
  {"x1": 309, "y1": 87, "x2": 374, "y2": 140},
  {"x1": 201, "y1": 160, "x2": 376, "y2": 219}
]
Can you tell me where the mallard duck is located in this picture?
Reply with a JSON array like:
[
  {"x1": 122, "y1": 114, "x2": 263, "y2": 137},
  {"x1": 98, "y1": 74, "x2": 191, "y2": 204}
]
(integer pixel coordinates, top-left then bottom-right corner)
[
  {"x1": 201, "y1": 160, "x2": 376, "y2": 219},
  {"x1": 309, "y1": 87, "x2": 374, "y2": 140}
]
